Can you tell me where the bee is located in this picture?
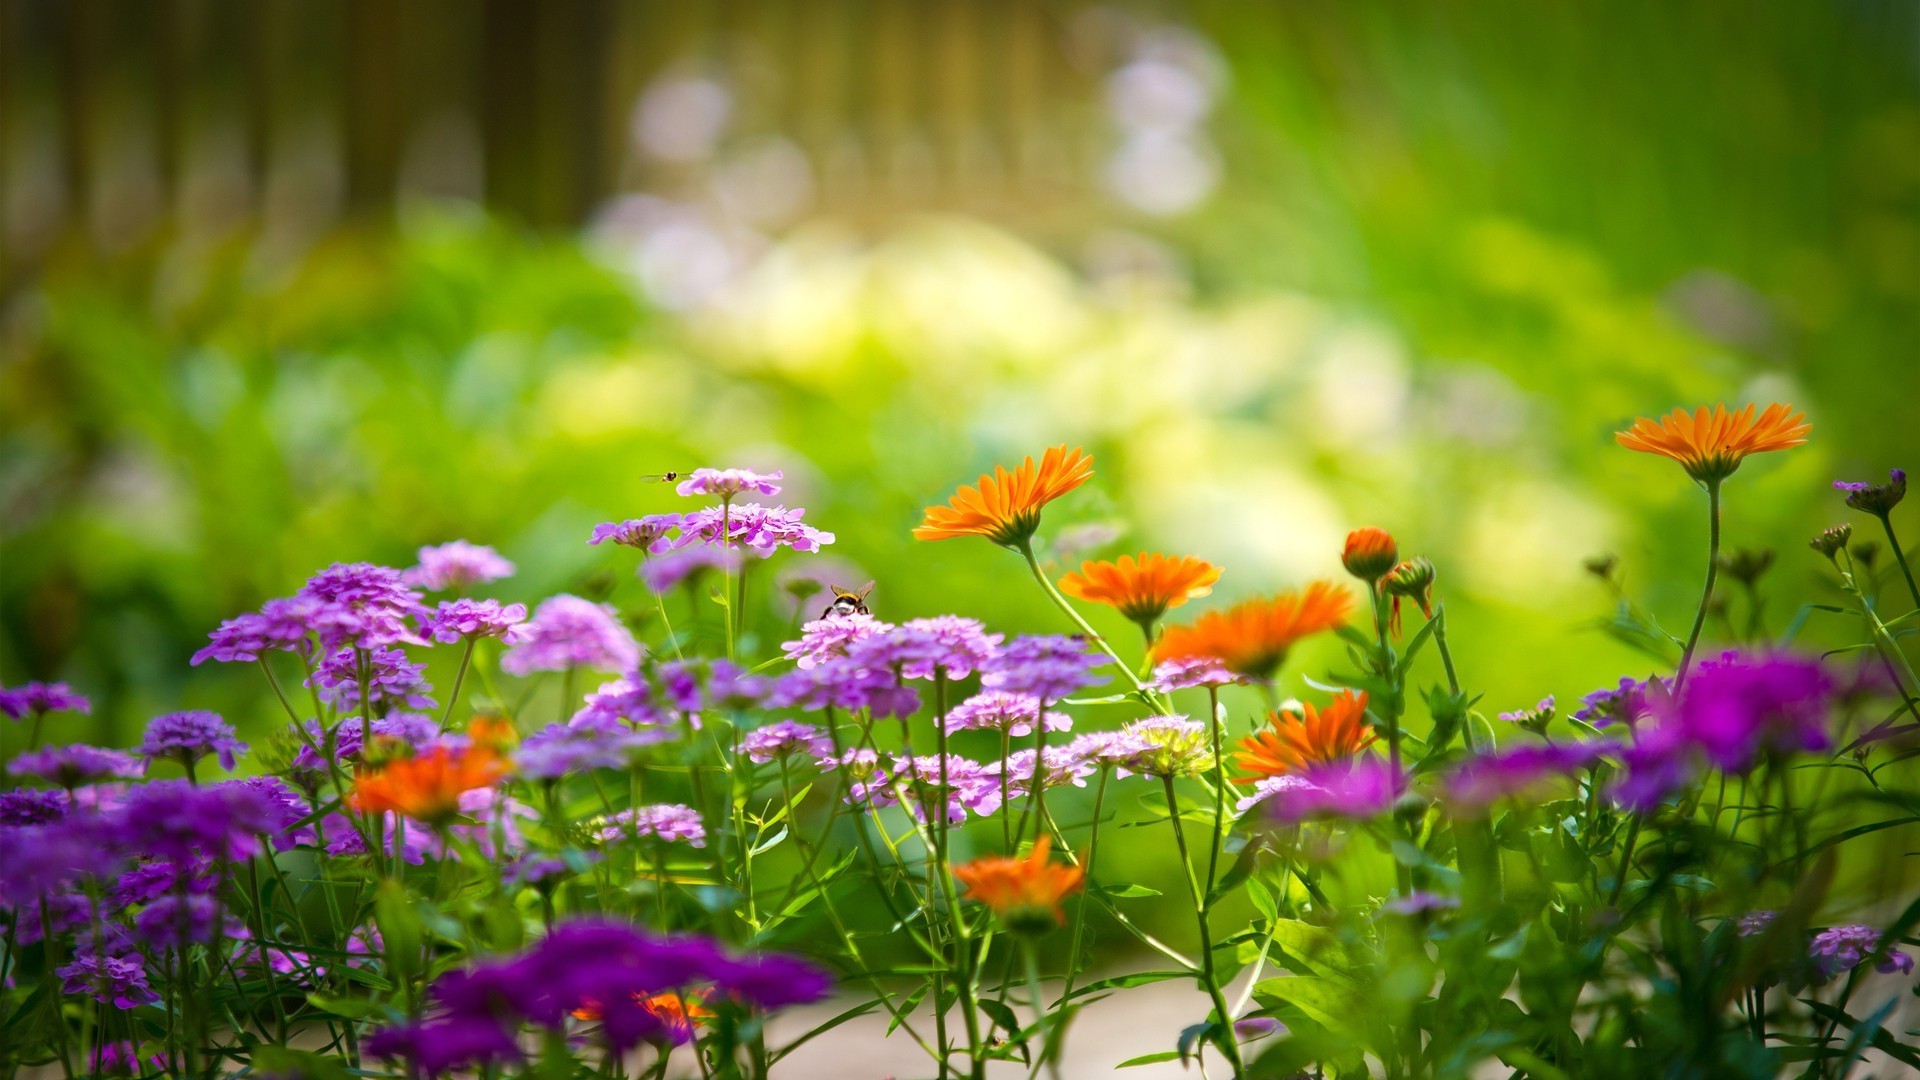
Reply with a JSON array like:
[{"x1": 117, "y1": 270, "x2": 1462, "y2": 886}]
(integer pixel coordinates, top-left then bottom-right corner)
[
  {"x1": 637, "y1": 471, "x2": 683, "y2": 483},
  {"x1": 821, "y1": 581, "x2": 875, "y2": 618}
]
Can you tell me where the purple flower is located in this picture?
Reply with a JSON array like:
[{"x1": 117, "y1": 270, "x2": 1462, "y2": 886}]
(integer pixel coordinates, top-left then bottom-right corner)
[
  {"x1": 590, "y1": 515, "x2": 684, "y2": 552},
  {"x1": 0, "y1": 819, "x2": 122, "y2": 904},
  {"x1": 1810, "y1": 924, "x2": 1913, "y2": 979},
  {"x1": 771, "y1": 656, "x2": 920, "y2": 718},
  {"x1": 503, "y1": 852, "x2": 592, "y2": 892},
  {"x1": 1835, "y1": 468, "x2": 1906, "y2": 515},
  {"x1": 675, "y1": 468, "x2": 784, "y2": 499},
  {"x1": 1064, "y1": 729, "x2": 1157, "y2": 772},
  {"x1": 405, "y1": 541, "x2": 517, "y2": 592},
  {"x1": 309, "y1": 646, "x2": 437, "y2": 713},
  {"x1": 1678, "y1": 651, "x2": 1834, "y2": 771},
  {"x1": 111, "y1": 858, "x2": 209, "y2": 909},
  {"x1": 571, "y1": 675, "x2": 674, "y2": 735},
  {"x1": 230, "y1": 775, "x2": 315, "y2": 850},
  {"x1": 1117, "y1": 716, "x2": 1209, "y2": 778},
  {"x1": 298, "y1": 562, "x2": 429, "y2": 649},
  {"x1": 671, "y1": 503, "x2": 834, "y2": 557},
  {"x1": 501, "y1": 595, "x2": 641, "y2": 676},
  {"x1": 0, "y1": 681, "x2": 91, "y2": 720},
  {"x1": 1441, "y1": 739, "x2": 1615, "y2": 813},
  {"x1": 10, "y1": 891, "x2": 101, "y2": 945},
  {"x1": 817, "y1": 748, "x2": 892, "y2": 805},
  {"x1": 1260, "y1": 759, "x2": 1407, "y2": 825},
  {"x1": 980, "y1": 635, "x2": 1107, "y2": 701},
  {"x1": 192, "y1": 597, "x2": 322, "y2": 665},
  {"x1": 364, "y1": 1016, "x2": 523, "y2": 1076},
  {"x1": 134, "y1": 893, "x2": 222, "y2": 949},
  {"x1": 1235, "y1": 774, "x2": 1318, "y2": 815},
  {"x1": 0, "y1": 789, "x2": 68, "y2": 825},
  {"x1": 91, "y1": 1041, "x2": 165, "y2": 1076},
  {"x1": 289, "y1": 714, "x2": 439, "y2": 775},
  {"x1": 516, "y1": 722, "x2": 655, "y2": 780},
  {"x1": 849, "y1": 617, "x2": 1004, "y2": 680},
  {"x1": 640, "y1": 545, "x2": 741, "y2": 593},
  {"x1": 890, "y1": 754, "x2": 1002, "y2": 823},
  {"x1": 993, "y1": 747, "x2": 1096, "y2": 799},
  {"x1": 421, "y1": 599, "x2": 529, "y2": 644},
  {"x1": 112, "y1": 779, "x2": 283, "y2": 863},
  {"x1": 59, "y1": 953, "x2": 158, "y2": 1009},
  {"x1": 1497, "y1": 696, "x2": 1556, "y2": 735},
  {"x1": 783, "y1": 613, "x2": 896, "y2": 669},
  {"x1": 742, "y1": 720, "x2": 833, "y2": 764},
  {"x1": 1573, "y1": 675, "x2": 1670, "y2": 728},
  {"x1": 943, "y1": 691, "x2": 1071, "y2": 737},
  {"x1": 1146, "y1": 657, "x2": 1248, "y2": 693},
  {"x1": 1737, "y1": 910, "x2": 1778, "y2": 937},
  {"x1": 8, "y1": 744, "x2": 142, "y2": 789},
  {"x1": 1382, "y1": 891, "x2": 1460, "y2": 917},
  {"x1": 137, "y1": 711, "x2": 248, "y2": 772},
  {"x1": 601, "y1": 804, "x2": 706, "y2": 847},
  {"x1": 1234, "y1": 1015, "x2": 1287, "y2": 1041}
]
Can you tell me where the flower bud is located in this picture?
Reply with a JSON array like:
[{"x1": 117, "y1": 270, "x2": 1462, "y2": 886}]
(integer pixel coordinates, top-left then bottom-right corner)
[
  {"x1": 1834, "y1": 468, "x2": 1906, "y2": 516},
  {"x1": 1383, "y1": 557, "x2": 1436, "y2": 613},
  {"x1": 1716, "y1": 547, "x2": 1773, "y2": 588},
  {"x1": 1341, "y1": 528, "x2": 1399, "y2": 583},
  {"x1": 1809, "y1": 524, "x2": 1851, "y2": 561}
]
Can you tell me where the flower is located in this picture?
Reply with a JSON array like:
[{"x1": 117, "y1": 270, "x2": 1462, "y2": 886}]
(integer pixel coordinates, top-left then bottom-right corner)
[
  {"x1": 771, "y1": 656, "x2": 920, "y2": 718},
  {"x1": 1498, "y1": 696, "x2": 1557, "y2": 736},
  {"x1": 890, "y1": 755, "x2": 1003, "y2": 823},
  {"x1": 90, "y1": 1041, "x2": 165, "y2": 1076},
  {"x1": 421, "y1": 599, "x2": 529, "y2": 644},
  {"x1": 363, "y1": 1016, "x2": 524, "y2": 1076},
  {"x1": 1440, "y1": 740, "x2": 1615, "y2": 813},
  {"x1": 112, "y1": 780, "x2": 285, "y2": 863},
  {"x1": 1810, "y1": 524, "x2": 1853, "y2": 561},
  {"x1": 297, "y1": 562, "x2": 428, "y2": 649},
  {"x1": 993, "y1": 747, "x2": 1096, "y2": 799},
  {"x1": 942, "y1": 691, "x2": 1071, "y2": 737},
  {"x1": 59, "y1": 953, "x2": 158, "y2": 1010},
  {"x1": 1063, "y1": 730, "x2": 1157, "y2": 772},
  {"x1": 848, "y1": 616, "x2": 1004, "y2": 680},
  {"x1": 501, "y1": 595, "x2": 641, "y2": 676},
  {"x1": 515, "y1": 722, "x2": 654, "y2": 780},
  {"x1": 571, "y1": 675, "x2": 674, "y2": 734},
  {"x1": 405, "y1": 541, "x2": 516, "y2": 591},
  {"x1": 640, "y1": 545, "x2": 742, "y2": 592},
  {"x1": 349, "y1": 745, "x2": 510, "y2": 825},
  {"x1": 134, "y1": 893, "x2": 222, "y2": 949},
  {"x1": 1341, "y1": 528, "x2": 1398, "y2": 583},
  {"x1": 600, "y1": 803, "x2": 707, "y2": 847},
  {"x1": 573, "y1": 992, "x2": 714, "y2": 1045},
  {"x1": 137, "y1": 710, "x2": 248, "y2": 772},
  {"x1": 0, "y1": 789, "x2": 68, "y2": 825},
  {"x1": 1235, "y1": 690, "x2": 1376, "y2": 782},
  {"x1": 1835, "y1": 468, "x2": 1907, "y2": 516},
  {"x1": 1809, "y1": 924, "x2": 1913, "y2": 979},
  {"x1": 310, "y1": 645, "x2": 437, "y2": 713},
  {"x1": 0, "y1": 681, "x2": 91, "y2": 720},
  {"x1": 1381, "y1": 891, "x2": 1461, "y2": 917},
  {"x1": 1234, "y1": 775, "x2": 1319, "y2": 815},
  {"x1": 1058, "y1": 552, "x2": 1221, "y2": 628},
  {"x1": 1146, "y1": 656, "x2": 1248, "y2": 692},
  {"x1": 1382, "y1": 557, "x2": 1437, "y2": 636},
  {"x1": 590, "y1": 514, "x2": 684, "y2": 552},
  {"x1": 980, "y1": 634, "x2": 1106, "y2": 701},
  {"x1": 782, "y1": 613, "x2": 897, "y2": 669},
  {"x1": 1736, "y1": 910, "x2": 1778, "y2": 937},
  {"x1": 1670, "y1": 650, "x2": 1833, "y2": 771},
  {"x1": 741, "y1": 720, "x2": 833, "y2": 763},
  {"x1": 288, "y1": 714, "x2": 439, "y2": 775},
  {"x1": 1615, "y1": 402, "x2": 1810, "y2": 483},
  {"x1": 1573, "y1": 675, "x2": 1670, "y2": 728},
  {"x1": 1258, "y1": 758, "x2": 1407, "y2": 824},
  {"x1": 1119, "y1": 715, "x2": 1210, "y2": 778},
  {"x1": 9, "y1": 744, "x2": 142, "y2": 789},
  {"x1": 191, "y1": 597, "x2": 322, "y2": 665},
  {"x1": 914, "y1": 445, "x2": 1095, "y2": 547},
  {"x1": 671, "y1": 504, "x2": 834, "y2": 556},
  {"x1": 676, "y1": 468, "x2": 784, "y2": 499},
  {"x1": 1150, "y1": 582, "x2": 1354, "y2": 680},
  {"x1": 951, "y1": 836, "x2": 1085, "y2": 933}
]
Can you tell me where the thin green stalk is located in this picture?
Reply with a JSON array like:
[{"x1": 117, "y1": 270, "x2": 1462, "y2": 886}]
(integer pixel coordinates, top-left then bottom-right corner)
[
  {"x1": 1016, "y1": 541, "x2": 1158, "y2": 705},
  {"x1": 1878, "y1": 512, "x2": 1920, "y2": 612},
  {"x1": 441, "y1": 637, "x2": 478, "y2": 728},
  {"x1": 1055, "y1": 765, "x2": 1110, "y2": 1012},
  {"x1": 1160, "y1": 775, "x2": 1243, "y2": 1074},
  {"x1": 1677, "y1": 478, "x2": 1723, "y2": 686},
  {"x1": 1022, "y1": 939, "x2": 1061, "y2": 1080}
]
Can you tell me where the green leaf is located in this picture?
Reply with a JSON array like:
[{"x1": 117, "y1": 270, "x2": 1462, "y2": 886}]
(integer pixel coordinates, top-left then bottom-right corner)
[
  {"x1": 305, "y1": 992, "x2": 386, "y2": 1020},
  {"x1": 1117, "y1": 1050, "x2": 1184, "y2": 1068},
  {"x1": 1058, "y1": 969, "x2": 1189, "y2": 1004},
  {"x1": 1251, "y1": 975, "x2": 1369, "y2": 1035},
  {"x1": 1098, "y1": 883, "x2": 1162, "y2": 898}
]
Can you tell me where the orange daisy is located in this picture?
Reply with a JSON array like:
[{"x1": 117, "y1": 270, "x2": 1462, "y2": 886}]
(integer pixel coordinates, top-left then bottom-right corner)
[
  {"x1": 1058, "y1": 552, "x2": 1222, "y2": 628},
  {"x1": 1149, "y1": 581, "x2": 1355, "y2": 680},
  {"x1": 1235, "y1": 690, "x2": 1375, "y2": 783},
  {"x1": 951, "y1": 836, "x2": 1085, "y2": 934},
  {"x1": 1615, "y1": 403, "x2": 1809, "y2": 483},
  {"x1": 347, "y1": 744, "x2": 509, "y2": 826},
  {"x1": 913, "y1": 445, "x2": 1094, "y2": 548}
]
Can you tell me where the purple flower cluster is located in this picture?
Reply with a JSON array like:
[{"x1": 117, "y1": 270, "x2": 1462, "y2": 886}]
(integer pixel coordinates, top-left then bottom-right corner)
[
  {"x1": 404, "y1": 541, "x2": 516, "y2": 592},
  {"x1": 571, "y1": 675, "x2": 674, "y2": 734},
  {"x1": 59, "y1": 953, "x2": 158, "y2": 1009},
  {"x1": 590, "y1": 514, "x2": 684, "y2": 552},
  {"x1": 981, "y1": 635, "x2": 1107, "y2": 701},
  {"x1": 1573, "y1": 675, "x2": 1670, "y2": 728},
  {"x1": 994, "y1": 747, "x2": 1097, "y2": 798},
  {"x1": 742, "y1": 720, "x2": 833, "y2": 763},
  {"x1": 1440, "y1": 739, "x2": 1615, "y2": 813},
  {"x1": 501, "y1": 595, "x2": 641, "y2": 675},
  {"x1": 421, "y1": 598, "x2": 528, "y2": 643},
  {"x1": 0, "y1": 789, "x2": 68, "y2": 825},
  {"x1": 137, "y1": 711, "x2": 249, "y2": 772},
  {"x1": 9, "y1": 744, "x2": 141, "y2": 789},
  {"x1": 847, "y1": 616, "x2": 1004, "y2": 680},
  {"x1": 943, "y1": 691, "x2": 1071, "y2": 737},
  {"x1": 1253, "y1": 759, "x2": 1407, "y2": 825},
  {"x1": 1063, "y1": 729, "x2": 1157, "y2": 772},
  {"x1": 309, "y1": 646, "x2": 437, "y2": 714},
  {"x1": 671, "y1": 503, "x2": 835, "y2": 557},
  {"x1": 676, "y1": 467, "x2": 784, "y2": 499},
  {"x1": 288, "y1": 714, "x2": 438, "y2": 775},
  {"x1": 515, "y1": 721, "x2": 656, "y2": 780},
  {"x1": 1834, "y1": 468, "x2": 1906, "y2": 515},
  {"x1": 0, "y1": 681, "x2": 91, "y2": 720},
  {"x1": 600, "y1": 803, "x2": 707, "y2": 848},
  {"x1": 1809, "y1": 924, "x2": 1914, "y2": 979},
  {"x1": 783, "y1": 613, "x2": 895, "y2": 669},
  {"x1": 771, "y1": 656, "x2": 920, "y2": 718},
  {"x1": 363, "y1": 919, "x2": 830, "y2": 1070},
  {"x1": 1146, "y1": 657, "x2": 1246, "y2": 693},
  {"x1": 640, "y1": 545, "x2": 742, "y2": 592},
  {"x1": 885, "y1": 755, "x2": 1002, "y2": 823},
  {"x1": 194, "y1": 562, "x2": 428, "y2": 663}
]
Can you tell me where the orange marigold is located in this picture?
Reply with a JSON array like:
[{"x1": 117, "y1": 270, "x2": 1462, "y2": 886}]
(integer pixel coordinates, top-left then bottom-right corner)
[
  {"x1": 1235, "y1": 690, "x2": 1375, "y2": 783},
  {"x1": 1340, "y1": 528, "x2": 1398, "y2": 583},
  {"x1": 347, "y1": 744, "x2": 508, "y2": 826},
  {"x1": 1058, "y1": 552, "x2": 1222, "y2": 628},
  {"x1": 1149, "y1": 581, "x2": 1355, "y2": 680},
  {"x1": 951, "y1": 836, "x2": 1085, "y2": 934},
  {"x1": 913, "y1": 445, "x2": 1094, "y2": 548},
  {"x1": 1615, "y1": 403, "x2": 1810, "y2": 483}
]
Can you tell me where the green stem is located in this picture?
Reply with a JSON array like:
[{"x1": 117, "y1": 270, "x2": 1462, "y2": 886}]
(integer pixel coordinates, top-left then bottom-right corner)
[
  {"x1": 1677, "y1": 478, "x2": 1722, "y2": 686},
  {"x1": 1878, "y1": 512, "x2": 1920, "y2": 613},
  {"x1": 1017, "y1": 541, "x2": 1157, "y2": 705},
  {"x1": 721, "y1": 501, "x2": 736, "y2": 662},
  {"x1": 1022, "y1": 939, "x2": 1062, "y2": 1080},
  {"x1": 441, "y1": 637, "x2": 478, "y2": 728},
  {"x1": 1055, "y1": 766, "x2": 1109, "y2": 1015},
  {"x1": 1161, "y1": 775, "x2": 1243, "y2": 1074}
]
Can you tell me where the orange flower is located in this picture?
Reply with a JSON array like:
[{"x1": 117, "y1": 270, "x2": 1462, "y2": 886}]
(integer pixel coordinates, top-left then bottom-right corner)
[
  {"x1": 1059, "y1": 552, "x2": 1222, "y2": 628},
  {"x1": 572, "y1": 992, "x2": 712, "y2": 1043},
  {"x1": 1615, "y1": 403, "x2": 1809, "y2": 483},
  {"x1": 347, "y1": 744, "x2": 508, "y2": 825},
  {"x1": 1235, "y1": 690, "x2": 1375, "y2": 783},
  {"x1": 913, "y1": 445, "x2": 1094, "y2": 548},
  {"x1": 467, "y1": 714, "x2": 518, "y2": 751},
  {"x1": 951, "y1": 836, "x2": 1085, "y2": 934},
  {"x1": 1149, "y1": 581, "x2": 1355, "y2": 680},
  {"x1": 1340, "y1": 528, "x2": 1398, "y2": 583}
]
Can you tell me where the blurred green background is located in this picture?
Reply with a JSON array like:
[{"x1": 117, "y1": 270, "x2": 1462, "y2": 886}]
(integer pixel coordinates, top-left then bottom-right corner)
[{"x1": 4, "y1": 1, "x2": 1919, "y2": 913}]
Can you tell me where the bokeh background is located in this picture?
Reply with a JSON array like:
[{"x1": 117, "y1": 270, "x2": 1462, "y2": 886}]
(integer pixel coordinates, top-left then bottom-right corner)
[{"x1": 4, "y1": 0, "x2": 1920, "y2": 964}]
